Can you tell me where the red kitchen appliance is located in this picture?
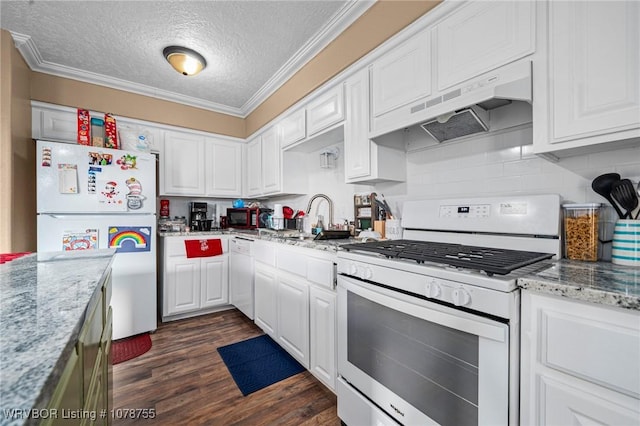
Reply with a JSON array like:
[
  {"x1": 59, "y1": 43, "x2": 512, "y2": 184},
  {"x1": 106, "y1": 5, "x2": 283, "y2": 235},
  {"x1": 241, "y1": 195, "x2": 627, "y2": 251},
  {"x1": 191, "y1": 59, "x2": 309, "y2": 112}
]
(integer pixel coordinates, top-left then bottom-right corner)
[{"x1": 226, "y1": 207, "x2": 272, "y2": 229}]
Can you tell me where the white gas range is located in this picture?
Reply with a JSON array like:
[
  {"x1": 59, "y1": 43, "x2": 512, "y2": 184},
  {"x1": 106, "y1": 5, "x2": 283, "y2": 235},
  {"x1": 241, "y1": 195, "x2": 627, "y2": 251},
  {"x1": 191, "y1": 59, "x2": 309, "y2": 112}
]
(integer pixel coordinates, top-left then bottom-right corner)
[{"x1": 336, "y1": 194, "x2": 561, "y2": 426}]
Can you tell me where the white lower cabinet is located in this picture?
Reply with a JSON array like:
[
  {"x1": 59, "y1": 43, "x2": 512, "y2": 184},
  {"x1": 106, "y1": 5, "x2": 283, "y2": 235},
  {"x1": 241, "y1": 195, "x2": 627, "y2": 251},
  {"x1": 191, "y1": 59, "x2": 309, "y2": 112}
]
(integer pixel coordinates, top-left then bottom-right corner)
[
  {"x1": 252, "y1": 241, "x2": 337, "y2": 389},
  {"x1": 520, "y1": 291, "x2": 640, "y2": 425},
  {"x1": 309, "y1": 285, "x2": 336, "y2": 390},
  {"x1": 160, "y1": 236, "x2": 229, "y2": 321},
  {"x1": 277, "y1": 271, "x2": 310, "y2": 368},
  {"x1": 254, "y1": 261, "x2": 278, "y2": 337}
]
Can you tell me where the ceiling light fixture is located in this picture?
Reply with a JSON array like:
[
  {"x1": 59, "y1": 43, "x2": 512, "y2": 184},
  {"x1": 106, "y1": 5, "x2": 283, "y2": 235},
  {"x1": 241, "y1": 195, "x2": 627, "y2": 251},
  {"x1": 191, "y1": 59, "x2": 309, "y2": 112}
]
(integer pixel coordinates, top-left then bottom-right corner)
[{"x1": 163, "y1": 46, "x2": 206, "y2": 76}]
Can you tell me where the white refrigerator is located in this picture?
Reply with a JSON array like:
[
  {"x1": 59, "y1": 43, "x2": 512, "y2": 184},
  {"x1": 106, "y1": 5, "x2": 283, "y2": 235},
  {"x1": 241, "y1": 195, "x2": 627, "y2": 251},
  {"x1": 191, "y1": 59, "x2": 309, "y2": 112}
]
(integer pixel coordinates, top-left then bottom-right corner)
[{"x1": 36, "y1": 140, "x2": 157, "y2": 340}]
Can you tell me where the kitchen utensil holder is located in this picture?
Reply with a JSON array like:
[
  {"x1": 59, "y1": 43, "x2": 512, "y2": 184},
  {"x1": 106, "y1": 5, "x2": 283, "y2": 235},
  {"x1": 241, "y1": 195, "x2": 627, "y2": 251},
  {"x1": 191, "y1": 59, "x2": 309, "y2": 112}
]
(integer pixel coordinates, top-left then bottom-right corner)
[{"x1": 611, "y1": 220, "x2": 640, "y2": 266}]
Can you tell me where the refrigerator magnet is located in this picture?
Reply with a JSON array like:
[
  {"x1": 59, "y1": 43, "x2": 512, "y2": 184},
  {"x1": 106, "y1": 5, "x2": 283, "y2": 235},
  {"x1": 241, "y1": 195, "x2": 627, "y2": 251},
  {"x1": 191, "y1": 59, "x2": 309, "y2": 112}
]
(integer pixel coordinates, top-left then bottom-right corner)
[
  {"x1": 57, "y1": 164, "x2": 78, "y2": 194},
  {"x1": 98, "y1": 179, "x2": 126, "y2": 210},
  {"x1": 41, "y1": 147, "x2": 52, "y2": 167},
  {"x1": 108, "y1": 226, "x2": 151, "y2": 253},
  {"x1": 89, "y1": 152, "x2": 113, "y2": 166},
  {"x1": 116, "y1": 154, "x2": 138, "y2": 170},
  {"x1": 125, "y1": 177, "x2": 146, "y2": 210}
]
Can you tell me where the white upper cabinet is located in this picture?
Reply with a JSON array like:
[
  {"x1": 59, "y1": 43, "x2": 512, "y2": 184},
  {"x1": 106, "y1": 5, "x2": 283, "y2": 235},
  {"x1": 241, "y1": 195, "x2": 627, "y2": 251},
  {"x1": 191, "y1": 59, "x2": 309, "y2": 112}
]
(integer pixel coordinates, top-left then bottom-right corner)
[
  {"x1": 33, "y1": 106, "x2": 78, "y2": 143},
  {"x1": 205, "y1": 137, "x2": 242, "y2": 197},
  {"x1": 245, "y1": 135, "x2": 263, "y2": 197},
  {"x1": 261, "y1": 126, "x2": 281, "y2": 194},
  {"x1": 162, "y1": 132, "x2": 243, "y2": 197},
  {"x1": 162, "y1": 131, "x2": 206, "y2": 195},
  {"x1": 279, "y1": 108, "x2": 306, "y2": 149},
  {"x1": 434, "y1": 0, "x2": 535, "y2": 91},
  {"x1": 370, "y1": 29, "x2": 431, "y2": 137},
  {"x1": 533, "y1": 1, "x2": 640, "y2": 156},
  {"x1": 306, "y1": 84, "x2": 345, "y2": 137},
  {"x1": 345, "y1": 68, "x2": 406, "y2": 184}
]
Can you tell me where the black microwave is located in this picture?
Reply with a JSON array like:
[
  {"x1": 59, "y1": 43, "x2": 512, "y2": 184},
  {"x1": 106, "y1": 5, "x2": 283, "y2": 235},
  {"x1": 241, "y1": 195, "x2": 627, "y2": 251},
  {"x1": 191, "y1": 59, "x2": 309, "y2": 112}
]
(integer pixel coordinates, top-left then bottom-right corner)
[{"x1": 226, "y1": 207, "x2": 272, "y2": 229}]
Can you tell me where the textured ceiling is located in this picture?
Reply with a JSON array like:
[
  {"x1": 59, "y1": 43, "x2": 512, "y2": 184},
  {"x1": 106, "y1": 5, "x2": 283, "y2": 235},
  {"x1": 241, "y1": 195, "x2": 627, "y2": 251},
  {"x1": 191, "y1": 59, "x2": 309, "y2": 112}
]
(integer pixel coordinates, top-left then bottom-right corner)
[{"x1": 1, "y1": 0, "x2": 372, "y2": 117}]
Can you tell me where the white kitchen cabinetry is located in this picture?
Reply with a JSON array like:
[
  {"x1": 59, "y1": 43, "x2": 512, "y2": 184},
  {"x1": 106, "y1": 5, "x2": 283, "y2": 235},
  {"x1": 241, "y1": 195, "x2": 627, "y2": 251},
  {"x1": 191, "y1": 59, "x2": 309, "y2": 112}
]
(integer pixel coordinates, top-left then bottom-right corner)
[
  {"x1": 245, "y1": 128, "x2": 279, "y2": 197},
  {"x1": 533, "y1": 1, "x2": 640, "y2": 156},
  {"x1": 254, "y1": 261, "x2": 278, "y2": 337},
  {"x1": 245, "y1": 126, "x2": 307, "y2": 197},
  {"x1": 162, "y1": 131, "x2": 207, "y2": 195},
  {"x1": 33, "y1": 106, "x2": 78, "y2": 143},
  {"x1": 252, "y1": 241, "x2": 337, "y2": 381},
  {"x1": 309, "y1": 285, "x2": 336, "y2": 390},
  {"x1": 306, "y1": 85, "x2": 344, "y2": 137},
  {"x1": 279, "y1": 85, "x2": 345, "y2": 153},
  {"x1": 204, "y1": 137, "x2": 243, "y2": 197},
  {"x1": 160, "y1": 236, "x2": 229, "y2": 322},
  {"x1": 279, "y1": 108, "x2": 306, "y2": 149},
  {"x1": 433, "y1": 0, "x2": 534, "y2": 92},
  {"x1": 520, "y1": 291, "x2": 640, "y2": 425},
  {"x1": 370, "y1": 29, "x2": 431, "y2": 137},
  {"x1": 276, "y1": 271, "x2": 310, "y2": 368},
  {"x1": 161, "y1": 132, "x2": 243, "y2": 197},
  {"x1": 344, "y1": 68, "x2": 406, "y2": 184}
]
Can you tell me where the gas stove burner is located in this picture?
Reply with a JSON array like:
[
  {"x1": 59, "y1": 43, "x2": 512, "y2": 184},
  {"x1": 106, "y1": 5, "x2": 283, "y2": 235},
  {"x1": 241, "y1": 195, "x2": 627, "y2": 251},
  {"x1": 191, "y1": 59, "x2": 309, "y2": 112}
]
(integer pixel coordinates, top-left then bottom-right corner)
[{"x1": 342, "y1": 239, "x2": 554, "y2": 276}]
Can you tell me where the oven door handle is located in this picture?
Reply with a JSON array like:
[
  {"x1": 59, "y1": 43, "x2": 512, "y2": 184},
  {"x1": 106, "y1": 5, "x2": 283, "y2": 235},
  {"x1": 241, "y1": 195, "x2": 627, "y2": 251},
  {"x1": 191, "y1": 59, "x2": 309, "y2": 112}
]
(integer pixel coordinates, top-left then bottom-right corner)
[{"x1": 339, "y1": 276, "x2": 507, "y2": 342}]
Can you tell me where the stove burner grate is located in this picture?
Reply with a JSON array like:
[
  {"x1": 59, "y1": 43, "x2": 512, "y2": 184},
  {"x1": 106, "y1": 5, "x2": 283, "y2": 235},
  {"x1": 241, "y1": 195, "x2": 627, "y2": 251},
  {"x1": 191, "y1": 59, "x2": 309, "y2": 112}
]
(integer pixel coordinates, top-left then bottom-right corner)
[{"x1": 342, "y1": 239, "x2": 554, "y2": 276}]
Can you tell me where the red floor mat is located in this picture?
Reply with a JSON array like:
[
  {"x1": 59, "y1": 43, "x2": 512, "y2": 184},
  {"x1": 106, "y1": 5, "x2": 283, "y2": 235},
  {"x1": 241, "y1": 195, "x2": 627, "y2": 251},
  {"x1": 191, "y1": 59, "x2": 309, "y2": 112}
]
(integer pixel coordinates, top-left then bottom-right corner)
[{"x1": 112, "y1": 333, "x2": 152, "y2": 364}]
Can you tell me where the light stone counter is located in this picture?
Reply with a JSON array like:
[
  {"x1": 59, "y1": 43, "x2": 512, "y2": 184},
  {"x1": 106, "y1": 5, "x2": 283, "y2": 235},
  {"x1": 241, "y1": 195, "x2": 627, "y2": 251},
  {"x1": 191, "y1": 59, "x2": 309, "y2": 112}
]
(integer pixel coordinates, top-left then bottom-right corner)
[
  {"x1": 158, "y1": 229, "x2": 361, "y2": 253},
  {"x1": 518, "y1": 260, "x2": 640, "y2": 311},
  {"x1": 0, "y1": 249, "x2": 115, "y2": 425}
]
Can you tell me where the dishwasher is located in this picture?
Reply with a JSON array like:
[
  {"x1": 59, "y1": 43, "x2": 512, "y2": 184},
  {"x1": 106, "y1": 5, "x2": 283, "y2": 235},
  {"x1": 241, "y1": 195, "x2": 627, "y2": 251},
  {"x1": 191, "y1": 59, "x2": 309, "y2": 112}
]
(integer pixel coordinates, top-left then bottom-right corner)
[{"x1": 229, "y1": 236, "x2": 254, "y2": 319}]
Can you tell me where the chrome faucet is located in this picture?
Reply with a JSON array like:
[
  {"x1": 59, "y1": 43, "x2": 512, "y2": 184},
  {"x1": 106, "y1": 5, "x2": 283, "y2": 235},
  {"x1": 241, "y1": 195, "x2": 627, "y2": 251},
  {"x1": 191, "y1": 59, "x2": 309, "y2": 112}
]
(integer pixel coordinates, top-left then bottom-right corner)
[{"x1": 306, "y1": 193, "x2": 334, "y2": 228}]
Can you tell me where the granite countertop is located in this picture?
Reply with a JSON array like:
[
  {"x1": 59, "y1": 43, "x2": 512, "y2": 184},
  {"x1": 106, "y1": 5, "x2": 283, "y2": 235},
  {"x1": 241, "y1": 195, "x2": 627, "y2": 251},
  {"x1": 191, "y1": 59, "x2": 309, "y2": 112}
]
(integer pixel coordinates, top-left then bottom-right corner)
[
  {"x1": 158, "y1": 229, "x2": 361, "y2": 252},
  {"x1": 0, "y1": 249, "x2": 115, "y2": 425},
  {"x1": 518, "y1": 260, "x2": 640, "y2": 311}
]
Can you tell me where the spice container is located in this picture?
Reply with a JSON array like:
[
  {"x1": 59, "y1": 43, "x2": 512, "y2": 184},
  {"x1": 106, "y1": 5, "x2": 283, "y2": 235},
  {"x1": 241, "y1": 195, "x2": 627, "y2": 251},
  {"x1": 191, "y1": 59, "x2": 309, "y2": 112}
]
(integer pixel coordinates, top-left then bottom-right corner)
[{"x1": 562, "y1": 203, "x2": 602, "y2": 261}]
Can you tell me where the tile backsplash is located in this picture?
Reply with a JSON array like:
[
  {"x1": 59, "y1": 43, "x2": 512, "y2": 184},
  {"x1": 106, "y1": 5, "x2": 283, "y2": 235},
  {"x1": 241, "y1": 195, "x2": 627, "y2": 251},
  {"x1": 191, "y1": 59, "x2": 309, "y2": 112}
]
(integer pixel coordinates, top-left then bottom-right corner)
[{"x1": 378, "y1": 124, "x2": 640, "y2": 214}]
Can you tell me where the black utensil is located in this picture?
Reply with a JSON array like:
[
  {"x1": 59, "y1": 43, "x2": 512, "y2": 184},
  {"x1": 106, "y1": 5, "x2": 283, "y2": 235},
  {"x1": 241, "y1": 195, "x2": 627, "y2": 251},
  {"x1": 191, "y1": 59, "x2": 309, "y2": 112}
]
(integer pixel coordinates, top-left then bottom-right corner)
[
  {"x1": 611, "y1": 179, "x2": 639, "y2": 219},
  {"x1": 591, "y1": 173, "x2": 624, "y2": 219}
]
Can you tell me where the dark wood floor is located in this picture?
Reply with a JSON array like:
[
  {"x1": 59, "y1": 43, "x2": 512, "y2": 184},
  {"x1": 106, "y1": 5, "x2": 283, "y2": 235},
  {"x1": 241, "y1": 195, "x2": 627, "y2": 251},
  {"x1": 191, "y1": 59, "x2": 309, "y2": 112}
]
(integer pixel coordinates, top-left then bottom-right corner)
[{"x1": 112, "y1": 309, "x2": 340, "y2": 425}]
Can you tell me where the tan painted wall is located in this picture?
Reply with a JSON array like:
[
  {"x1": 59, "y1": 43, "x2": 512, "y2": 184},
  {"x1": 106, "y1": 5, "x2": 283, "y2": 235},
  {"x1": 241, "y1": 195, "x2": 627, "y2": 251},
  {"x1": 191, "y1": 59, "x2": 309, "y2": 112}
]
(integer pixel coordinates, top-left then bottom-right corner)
[
  {"x1": 31, "y1": 73, "x2": 246, "y2": 138},
  {"x1": 0, "y1": 29, "x2": 36, "y2": 253},
  {"x1": 245, "y1": 0, "x2": 441, "y2": 136}
]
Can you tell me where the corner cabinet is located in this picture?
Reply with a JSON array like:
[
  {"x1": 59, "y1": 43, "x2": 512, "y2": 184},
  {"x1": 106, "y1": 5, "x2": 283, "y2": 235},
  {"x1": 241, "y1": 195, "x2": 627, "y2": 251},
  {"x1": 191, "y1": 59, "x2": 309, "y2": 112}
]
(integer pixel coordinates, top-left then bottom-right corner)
[
  {"x1": 160, "y1": 236, "x2": 229, "y2": 322},
  {"x1": 245, "y1": 126, "x2": 307, "y2": 197},
  {"x1": 161, "y1": 132, "x2": 242, "y2": 197},
  {"x1": 520, "y1": 291, "x2": 640, "y2": 425},
  {"x1": 533, "y1": 1, "x2": 640, "y2": 156},
  {"x1": 344, "y1": 68, "x2": 406, "y2": 184}
]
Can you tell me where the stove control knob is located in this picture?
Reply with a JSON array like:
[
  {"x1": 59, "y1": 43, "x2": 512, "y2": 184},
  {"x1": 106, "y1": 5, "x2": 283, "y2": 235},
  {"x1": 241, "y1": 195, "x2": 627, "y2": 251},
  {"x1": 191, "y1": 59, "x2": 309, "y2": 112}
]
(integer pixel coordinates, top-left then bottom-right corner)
[
  {"x1": 362, "y1": 267, "x2": 373, "y2": 280},
  {"x1": 426, "y1": 279, "x2": 441, "y2": 299},
  {"x1": 349, "y1": 264, "x2": 358, "y2": 276},
  {"x1": 452, "y1": 288, "x2": 471, "y2": 306}
]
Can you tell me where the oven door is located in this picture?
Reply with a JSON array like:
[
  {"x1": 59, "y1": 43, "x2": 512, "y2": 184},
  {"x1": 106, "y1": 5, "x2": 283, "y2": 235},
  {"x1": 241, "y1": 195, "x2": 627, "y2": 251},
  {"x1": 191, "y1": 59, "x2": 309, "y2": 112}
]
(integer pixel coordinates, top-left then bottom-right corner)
[{"x1": 337, "y1": 274, "x2": 511, "y2": 426}]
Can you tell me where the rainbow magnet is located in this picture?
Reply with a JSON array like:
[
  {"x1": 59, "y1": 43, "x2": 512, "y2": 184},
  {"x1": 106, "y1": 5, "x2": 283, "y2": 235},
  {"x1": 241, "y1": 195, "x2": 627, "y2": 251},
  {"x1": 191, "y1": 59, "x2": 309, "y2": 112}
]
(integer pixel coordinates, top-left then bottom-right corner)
[{"x1": 108, "y1": 226, "x2": 151, "y2": 253}]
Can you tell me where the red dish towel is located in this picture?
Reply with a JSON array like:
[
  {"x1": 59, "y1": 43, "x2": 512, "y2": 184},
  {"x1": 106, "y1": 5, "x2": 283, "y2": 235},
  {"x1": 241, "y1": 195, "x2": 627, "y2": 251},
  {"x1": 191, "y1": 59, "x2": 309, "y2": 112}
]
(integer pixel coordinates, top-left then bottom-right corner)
[
  {"x1": 0, "y1": 252, "x2": 31, "y2": 264},
  {"x1": 184, "y1": 239, "x2": 223, "y2": 258}
]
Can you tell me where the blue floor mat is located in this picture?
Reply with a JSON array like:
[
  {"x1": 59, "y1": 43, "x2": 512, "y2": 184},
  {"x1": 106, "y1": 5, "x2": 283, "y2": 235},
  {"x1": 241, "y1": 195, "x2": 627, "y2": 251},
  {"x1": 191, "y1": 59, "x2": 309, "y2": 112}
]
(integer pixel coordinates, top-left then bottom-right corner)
[{"x1": 217, "y1": 334, "x2": 305, "y2": 396}]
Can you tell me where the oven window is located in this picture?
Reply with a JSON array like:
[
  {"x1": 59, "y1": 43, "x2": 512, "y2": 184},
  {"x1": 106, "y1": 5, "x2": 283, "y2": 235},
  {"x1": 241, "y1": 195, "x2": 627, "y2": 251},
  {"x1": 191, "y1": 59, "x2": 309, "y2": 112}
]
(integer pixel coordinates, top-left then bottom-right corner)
[
  {"x1": 347, "y1": 291, "x2": 479, "y2": 426},
  {"x1": 227, "y1": 210, "x2": 248, "y2": 226}
]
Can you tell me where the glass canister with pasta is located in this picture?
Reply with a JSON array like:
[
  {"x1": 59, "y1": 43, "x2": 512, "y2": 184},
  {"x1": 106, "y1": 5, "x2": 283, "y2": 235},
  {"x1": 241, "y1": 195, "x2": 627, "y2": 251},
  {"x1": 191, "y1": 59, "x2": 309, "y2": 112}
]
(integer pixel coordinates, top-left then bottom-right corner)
[{"x1": 562, "y1": 203, "x2": 603, "y2": 261}]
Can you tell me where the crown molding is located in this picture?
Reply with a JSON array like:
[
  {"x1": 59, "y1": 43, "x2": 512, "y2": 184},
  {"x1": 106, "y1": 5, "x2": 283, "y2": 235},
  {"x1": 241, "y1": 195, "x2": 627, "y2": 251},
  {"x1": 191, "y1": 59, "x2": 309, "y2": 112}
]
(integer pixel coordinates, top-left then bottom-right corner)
[
  {"x1": 11, "y1": 31, "x2": 244, "y2": 117},
  {"x1": 9, "y1": 1, "x2": 372, "y2": 119},
  {"x1": 240, "y1": 0, "x2": 375, "y2": 114}
]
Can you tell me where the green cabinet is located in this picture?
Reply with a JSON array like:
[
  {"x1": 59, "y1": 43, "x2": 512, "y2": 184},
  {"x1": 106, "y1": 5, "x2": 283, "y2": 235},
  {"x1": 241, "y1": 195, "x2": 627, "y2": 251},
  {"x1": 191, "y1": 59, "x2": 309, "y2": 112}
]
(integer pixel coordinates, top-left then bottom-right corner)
[{"x1": 43, "y1": 270, "x2": 113, "y2": 425}]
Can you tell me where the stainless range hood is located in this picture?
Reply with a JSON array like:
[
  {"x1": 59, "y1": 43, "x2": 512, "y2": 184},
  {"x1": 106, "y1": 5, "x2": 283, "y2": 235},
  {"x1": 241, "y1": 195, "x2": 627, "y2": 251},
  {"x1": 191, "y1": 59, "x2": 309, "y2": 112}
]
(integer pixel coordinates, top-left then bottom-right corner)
[{"x1": 374, "y1": 60, "x2": 533, "y2": 144}]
